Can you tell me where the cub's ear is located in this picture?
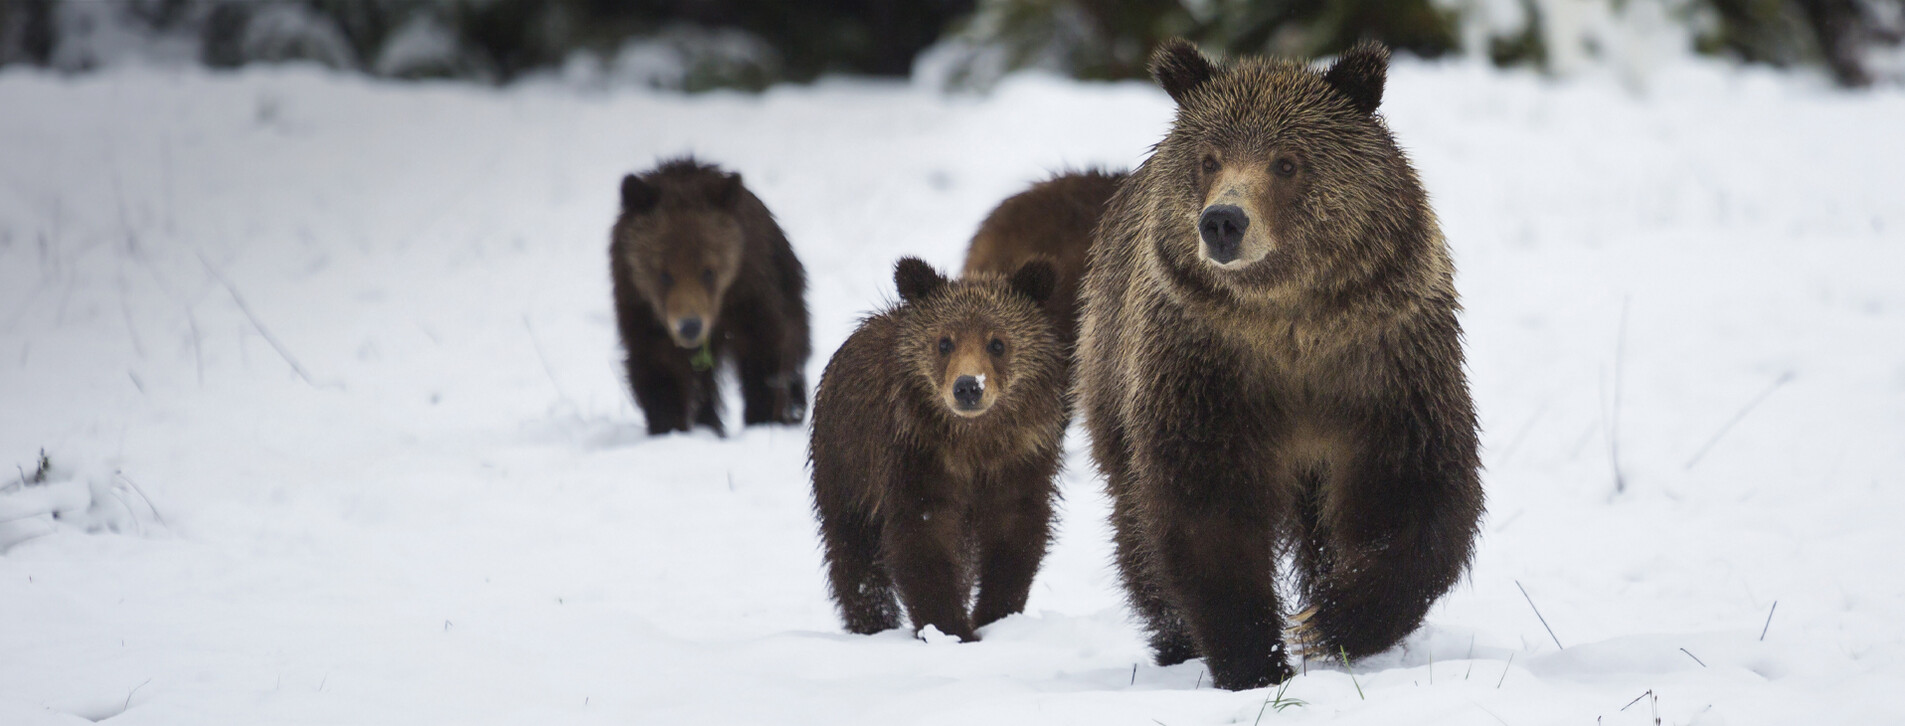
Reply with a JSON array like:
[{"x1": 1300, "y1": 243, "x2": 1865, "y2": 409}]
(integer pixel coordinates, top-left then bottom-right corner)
[
  {"x1": 712, "y1": 171, "x2": 744, "y2": 208},
  {"x1": 1150, "y1": 38, "x2": 1215, "y2": 105},
  {"x1": 621, "y1": 174, "x2": 659, "y2": 213},
  {"x1": 1008, "y1": 259, "x2": 1056, "y2": 306},
  {"x1": 894, "y1": 257, "x2": 948, "y2": 304},
  {"x1": 1324, "y1": 39, "x2": 1389, "y2": 116}
]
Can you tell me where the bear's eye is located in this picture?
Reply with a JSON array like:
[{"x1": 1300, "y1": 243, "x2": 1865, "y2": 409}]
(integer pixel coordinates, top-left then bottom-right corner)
[
  {"x1": 1201, "y1": 155, "x2": 1219, "y2": 174},
  {"x1": 937, "y1": 337, "x2": 953, "y2": 355},
  {"x1": 701, "y1": 268, "x2": 715, "y2": 287},
  {"x1": 1274, "y1": 159, "x2": 1298, "y2": 177},
  {"x1": 987, "y1": 339, "x2": 1005, "y2": 356},
  {"x1": 658, "y1": 271, "x2": 674, "y2": 289}
]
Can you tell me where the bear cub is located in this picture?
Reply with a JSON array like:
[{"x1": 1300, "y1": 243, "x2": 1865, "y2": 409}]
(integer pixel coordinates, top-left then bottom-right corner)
[
  {"x1": 810, "y1": 258, "x2": 1067, "y2": 642},
  {"x1": 962, "y1": 169, "x2": 1126, "y2": 350},
  {"x1": 1076, "y1": 40, "x2": 1484, "y2": 689},
  {"x1": 610, "y1": 157, "x2": 811, "y2": 436}
]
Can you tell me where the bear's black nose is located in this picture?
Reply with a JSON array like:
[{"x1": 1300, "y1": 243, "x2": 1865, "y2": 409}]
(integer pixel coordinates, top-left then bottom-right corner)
[
  {"x1": 676, "y1": 317, "x2": 704, "y2": 342},
  {"x1": 952, "y1": 375, "x2": 984, "y2": 409},
  {"x1": 1199, "y1": 205, "x2": 1249, "y2": 263}
]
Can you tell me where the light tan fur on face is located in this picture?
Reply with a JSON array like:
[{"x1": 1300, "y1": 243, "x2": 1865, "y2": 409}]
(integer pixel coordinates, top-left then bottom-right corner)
[
  {"x1": 938, "y1": 329, "x2": 1003, "y2": 417},
  {"x1": 896, "y1": 270, "x2": 1060, "y2": 428},
  {"x1": 625, "y1": 210, "x2": 743, "y2": 348},
  {"x1": 659, "y1": 264, "x2": 723, "y2": 347},
  {"x1": 1199, "y1": 163, "x2": 1278, "y2": 269}
]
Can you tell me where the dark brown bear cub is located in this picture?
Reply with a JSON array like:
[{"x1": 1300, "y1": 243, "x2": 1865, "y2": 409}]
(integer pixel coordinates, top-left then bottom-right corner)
[
  {"x1": 610, "y1": 157, "x2": 811, "y2": 436},
  {"x1": 1076, "y1": 39, "x2": 1483, "y2": 690},
  {"x1": 962, "y1": 169, "x2": 1125, "y2": 350},
  {"x1": 810, "y1": 258, "x2": 1066, "y2": 642}
]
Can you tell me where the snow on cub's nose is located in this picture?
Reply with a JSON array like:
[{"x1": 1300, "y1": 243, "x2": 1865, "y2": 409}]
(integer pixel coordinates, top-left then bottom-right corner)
[{"x1": 941, "y1": 339, "x2": 999, "y2": 418}]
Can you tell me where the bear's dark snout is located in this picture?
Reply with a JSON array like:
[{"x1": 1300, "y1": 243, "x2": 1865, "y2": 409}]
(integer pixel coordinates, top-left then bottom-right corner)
[
  {"x1": 952, "y1": 376, "x2": 984, "y2": 409},
  {"x1": 1199, "y1": 205, "x2": 1248, "y2": 263},
  {"x1": 676, "y1": 317, "x2": 704, "y2": 343}
]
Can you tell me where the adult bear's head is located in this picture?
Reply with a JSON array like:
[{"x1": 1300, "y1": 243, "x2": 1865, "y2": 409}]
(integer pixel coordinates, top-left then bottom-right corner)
[{"x1": 1144, "y1": 39, "x2": 1437, "y2": 303}]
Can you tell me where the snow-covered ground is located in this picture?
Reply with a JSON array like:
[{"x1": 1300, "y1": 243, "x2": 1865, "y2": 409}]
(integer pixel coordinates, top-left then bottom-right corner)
[{"x1": 1, "y1": 58, "x2": 1901, "y2": 725}]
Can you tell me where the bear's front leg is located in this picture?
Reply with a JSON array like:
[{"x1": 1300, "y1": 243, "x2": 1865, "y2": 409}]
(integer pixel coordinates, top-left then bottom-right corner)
[
  {"x1": 738, "y1": 353, "x2": 803, "y2": 426},
  {"x1": 689, "y1": 354, "x2": 725, "y2": 436},
  {"x1": 779, "y1": 371, "x2": 808, "y2": 424},
  {"x1": 969, "y1": 456, "x2": 1059, "y2": 629},
  {"x1": 629, "y1": 341, "x2": 695, "y2": 436},
  {"x1": 1111, "y1": 478, "x2": 1199, "y2": 666},
  {"x1": 1131, "y1": 360, "x2": 1294, "y2": 689},
  {"x1": 728, "y1": 311, "x2": 805, "y2": 426},
  {"x1": 1092, "y1": 413, "x2": 1200, "y2": 665},
  {"x1": 883, "y1": 456, "x2": 977, "y2": 642},
  {"x1": 817, "y1": 505, "x2": 901, "y2": 635},
  {"x1": 1292, "y1": 401, "x2": 1481, "y2": 660},
  {"x1": 1148, "y1": 500, "x2": 1291, "y2": 689}
]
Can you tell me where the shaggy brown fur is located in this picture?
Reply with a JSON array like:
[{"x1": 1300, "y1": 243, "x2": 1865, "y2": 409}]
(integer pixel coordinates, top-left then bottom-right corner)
[
  {"x1": 1076, "y1": 39, "x2": 1484, "y2": 690},
  {"x1": 809, "y1": 258, "x2": 1067, "y2": 642},
  {"x1": 610, "y1": 157, "x2": 811, "y2": 436},
  {"x1": 962, "y1": 170, "x2": 1126, "y2": 349}
]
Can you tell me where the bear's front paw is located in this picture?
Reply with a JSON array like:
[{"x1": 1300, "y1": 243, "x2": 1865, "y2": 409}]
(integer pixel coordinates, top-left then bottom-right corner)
[
  {"x1": 776, "y1": 402, "x2": 805, "y2": 425},
  {"x1": 1209, "y1": 655, "x2": 1295, "y2": 691},
  {"x1": 779, "y1": 377, "x2": 807, "y2": 423},
  {"x1": 1151, "y1": 629, "x2": 1199, "y2": 666}
]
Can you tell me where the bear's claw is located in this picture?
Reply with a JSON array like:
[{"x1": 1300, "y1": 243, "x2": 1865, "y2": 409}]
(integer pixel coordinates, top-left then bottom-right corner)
[{"x1": 1285, "y1": 605, "x2": 1326, "y2": 658}]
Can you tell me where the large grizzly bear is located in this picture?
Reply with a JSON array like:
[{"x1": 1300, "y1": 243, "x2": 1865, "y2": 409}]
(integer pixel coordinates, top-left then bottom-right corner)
[
  {"x1": 962, "y1": 169, "x2": 1125, "y2": 349},
  {"x1": 809, "y1": 258, "x2": 1066, "y2": 642},
  {"x1": 1075, "y1": 40, "x2": 1483, "y2": 690},
  {"x1": 610, "y1": 157, "x2": 811, "y2": 436}
]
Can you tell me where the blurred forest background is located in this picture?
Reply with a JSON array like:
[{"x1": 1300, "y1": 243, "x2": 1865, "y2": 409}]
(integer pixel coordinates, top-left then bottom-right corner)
[{"x1": 1, "y1": 0, "x2": 1900, "y2": 89}]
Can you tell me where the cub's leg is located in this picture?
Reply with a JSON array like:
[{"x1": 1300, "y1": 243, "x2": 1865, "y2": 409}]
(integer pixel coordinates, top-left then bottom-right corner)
[
  {"x1": 883, "y1": 454, "x2": 977, "y2": 641},
  {"x1": 737, "y1": 348, "x2": 801, "y2": 425},
  {"x1": 970, "y1": 454, "x2": 1060, "y2": 629},
  {"x1": 731, "y1": 313, "x2": 806, "y2": 425},
  {"x1": 628, "y1": 336, "x2": 694, "y2": 436},
  {"x1": 779, "y1": 371, "x2": 808, "y2": 424},
  {"x1": 688, "y1": 348, "x2": 725, "y2": 436},
  {"x1": 818, "y1": 506, "x2": 900, "y2": 634}
]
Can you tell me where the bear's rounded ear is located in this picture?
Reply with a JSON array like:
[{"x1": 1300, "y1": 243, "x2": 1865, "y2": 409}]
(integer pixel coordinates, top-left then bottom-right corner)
[
  {"x1": 1150, "y1": 38, "x2": 1215, "y2": 105},
  {"x1": 894, "y1": 257, "x2": 948, "y2": 304},
  {"x1": 621, "y1": 174, "x2": 659, "y2": 213},
  {"x1": 1008, "y1": 259, "x2": 1057, "y2": 306},
  {"x1": 713, "y1": 171, "x2": 744, "y2": 208},
  {"x1": 1324, "y1": 40, "x2": 1389, "y2": 116}
]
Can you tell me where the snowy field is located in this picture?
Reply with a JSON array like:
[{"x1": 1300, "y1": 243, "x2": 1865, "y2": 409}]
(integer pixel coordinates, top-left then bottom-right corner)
[{"x1": 1, "y1": 58, "x2": 1901, "y2": 725}]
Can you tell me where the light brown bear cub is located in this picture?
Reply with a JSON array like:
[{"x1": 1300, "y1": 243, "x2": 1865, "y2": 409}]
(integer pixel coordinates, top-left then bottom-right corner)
[
  {"x1": 610, "y1": 157, "x2": 811, "y2": 436},
  {"x1": 810, "y1": 258, "x2": 1066, "y2": 642},
  {"x1": 1077, "y1": 40, "x2": 1484, "y2": 689}
]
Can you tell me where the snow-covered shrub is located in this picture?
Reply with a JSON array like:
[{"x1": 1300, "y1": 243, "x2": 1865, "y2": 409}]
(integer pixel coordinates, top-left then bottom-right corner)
[
  {"x1": 920, "y1": 0, "x2": 1460, "y2": 89},
  {"x1": 920, "y1": 0, "x2": 1904, "y2": 89},
  {"x1": 0, "y1": 0, "x2": 54, "y2": 65},
  {"x1": 372, "y1": 12, "x2": 464, "y2": 79},
  {"x1": 605, "y1": 24, "x2": 781, "y2": 92},
  {"x1": 0, "y1": 452, "x2": 166, "y2": 552},
  {"x1": 0, "y1": 0, "x2": 1897, "y2": 87},
  {"x1": 235, "y1": 2, "x2": 356, "y2": 70}
]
